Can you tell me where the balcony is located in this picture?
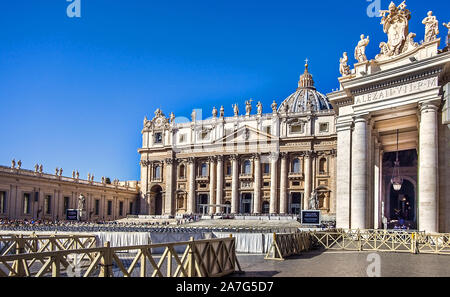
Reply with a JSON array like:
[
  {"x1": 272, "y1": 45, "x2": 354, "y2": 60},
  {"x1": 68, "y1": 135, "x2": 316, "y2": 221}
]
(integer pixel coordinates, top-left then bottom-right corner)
[
  {"x1": 239, "y1": 174, "x2": 253, "y2": 180},
  {"x1": 196, "y1": 175, "x2": 209, "y2": 182},
  {"x1": 288, "y1": 172, "x2": 304, "y2": 180}
]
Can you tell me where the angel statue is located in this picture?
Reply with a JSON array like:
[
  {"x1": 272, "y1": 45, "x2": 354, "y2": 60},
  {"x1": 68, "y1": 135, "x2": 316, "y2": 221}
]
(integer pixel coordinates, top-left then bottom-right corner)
[
  {"x1": 339, "y1": 52, "x2": 351, "y2": 76},
  {"x1": 354, "y1": 34, "x2": 370, "y2": 63},
  {"x1": 422, "y1": 11, "x2": 439, "y2": 43}
]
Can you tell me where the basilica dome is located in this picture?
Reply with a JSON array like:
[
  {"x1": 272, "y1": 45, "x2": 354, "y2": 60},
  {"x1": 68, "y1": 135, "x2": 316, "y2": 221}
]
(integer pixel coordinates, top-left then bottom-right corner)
[{"x1": 278, "y1": 62, "x2": 333, "y2": 113}]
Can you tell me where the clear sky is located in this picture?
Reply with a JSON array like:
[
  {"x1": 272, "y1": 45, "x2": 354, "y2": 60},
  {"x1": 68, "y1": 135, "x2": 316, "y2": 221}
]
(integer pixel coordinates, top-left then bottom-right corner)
[{"x1": 0, "y1": 0, "x2": 448, "y2": 181}]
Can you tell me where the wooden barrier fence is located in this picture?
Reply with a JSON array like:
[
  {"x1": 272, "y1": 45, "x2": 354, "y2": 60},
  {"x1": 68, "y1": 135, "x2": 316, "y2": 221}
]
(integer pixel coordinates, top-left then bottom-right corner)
[
  {"x1": 265, "y1": 233, "x2": 311, "y2": 260},
  {"x1": 0, "y1": 236, "x2": 242, "y2": 277}
]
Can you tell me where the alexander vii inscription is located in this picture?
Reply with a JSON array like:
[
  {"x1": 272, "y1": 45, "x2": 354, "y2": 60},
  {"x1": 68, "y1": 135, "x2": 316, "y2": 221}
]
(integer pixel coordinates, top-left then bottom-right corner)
[{"x1": 354, "y1": 77, "x2": 438, "y2": 105}]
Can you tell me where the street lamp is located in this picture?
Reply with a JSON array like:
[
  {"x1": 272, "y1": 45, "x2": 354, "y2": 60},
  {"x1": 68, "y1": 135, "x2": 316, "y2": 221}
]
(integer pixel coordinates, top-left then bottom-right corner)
[{"x1": 391, "y1": 129, "x2": 403, "y2": 191}]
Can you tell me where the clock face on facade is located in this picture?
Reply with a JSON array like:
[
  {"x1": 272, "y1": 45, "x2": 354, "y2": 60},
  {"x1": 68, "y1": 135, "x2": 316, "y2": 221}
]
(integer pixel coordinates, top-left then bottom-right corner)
[{"x1": 155, "y1": 117, "x2": 164, "y2": 127}]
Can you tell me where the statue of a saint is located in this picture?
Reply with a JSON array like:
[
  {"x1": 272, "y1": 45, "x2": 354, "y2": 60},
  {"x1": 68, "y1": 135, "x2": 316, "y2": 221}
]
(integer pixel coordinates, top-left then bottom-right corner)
[
  {"x1": 354, "y1": 34, "x2": 370, "y2": 63},
  {"x1": 35, "y1": 164, "x2": 39, "y2": 173},
  {"x1": 339, "y1": 52, "x2": 351, "y2": 76},
  {"x1": 422, "y1": 11, "x2": 439, "y2": 43},
  {"x1": 245, "y1": 100, "x2": 252, "y2": 116},
  {"x1": 212, "y1": 107, "x2": 218, "y2": 118},
  {"x1": 59, "y1": 168, "x2": 63, "y2": 177},
  {"x1": 39, "y1": 164, "x2": 43, "y2": 173},
  {"x1": 232, "y1": 104, "x2": 239, "y2": 116},
  {"x1": 17, "y1": 160, "x2": 22, "y2": 169},
  {"x1": 309, "y1": 191, "x2": 319, "y2": 210},
  {"x1": 444, "y1": 22, "x2": 450, "y2": 46},
  {"x1": 78, "y1": 194, "x2": 86, "y2": 211},
  {"x1": 220, "y1": 106, "x2": 225, "y2": 118},
  {"x1": 170, "y1": 112, "x2": 175, "y2": 123},
  {"x1": 271, "y1": 100, "x2": 278, "y2": 113},
  {"x1": 11, "y1": 159, "x2": 15, "y2": 169},
  {"x1": 191, "y1": 109, "x2": 196, "y2": 122},
  {"x1": 257, "y1": 101, "x2": 263, "y2": 115}
]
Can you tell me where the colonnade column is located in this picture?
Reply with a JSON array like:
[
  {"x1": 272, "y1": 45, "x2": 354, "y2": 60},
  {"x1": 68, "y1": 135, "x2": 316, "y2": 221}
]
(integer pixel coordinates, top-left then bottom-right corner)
[
  {"x1": 187, "y1": 157, "x2": 196, "y2": 214},
  {"x1": 303, "y1": 151, "x2": 312, "y2": 210},
  {"x1": 230, "y1": 155, "x2": 239, "y2": 214},
  {"x1": 164, "y1": 158, "x2": 175, "y2": 216},
  {"x1": 253, "y1": 154, "x2": 261, "y2": 214},
  {"x1": 269, "y1": 152, "x2": 278, "y2": 214},
  {"x1": 351, "y1": 116, "x2": 368, "y2": 229},
  {"x1": 336, "y1": 121, "x2": 352, "y2": 228},
  {"x1": 418, "y1": 103, "x2": 439, "y2": 233},
  {"x1": 209, "y1": 156, "x2": 216, "y2": 215},
  {"x1": 279, "y1": 153, "x2": 288, "y2": 214},
  {"x1": 216, "y1": 156, "x2": 223, "y2": 214}
]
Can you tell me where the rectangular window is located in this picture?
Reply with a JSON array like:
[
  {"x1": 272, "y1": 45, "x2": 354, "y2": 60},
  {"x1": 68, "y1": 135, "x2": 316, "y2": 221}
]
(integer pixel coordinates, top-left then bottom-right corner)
[
  {"x1": 95, "y1": 200, "x2": 100, "y2": 216},
  {"x1": 319, "y1": 123, "x2": 329, "y2": 133},
  {"x1": 0, "y1": 191, "x2": 6, "y2": 214},
  {"x1": 23, "y1": 193, "x2": 31, "y2": 214},
  {"x1": 226, "y1": 165, "x2": 231, "y2": 176},
  {"x1": 263, "y1": 163, "x2": 270, "y2": 175},
  {"x1": 154, "y1": 132, "x2": 163, "y2": 144},
  {"x1": 290, "y1": 124, "x2": 303, "y2": 134},
  {"x1": 264, "y1": 126, "x2": 271, "y2": 135},
  {"x1": 107, "y1": 201, "x2": 112, "y2": 216},
  {"x1": 179, "y1": 134, "x2": 186, "y2": 143},
  {"x1": 129, "y1": 202, "x2": 133, "y2": 215},
  {"x1": 263, "y1": 182, "x2": 270, "y2": 187},
  {"x1": 119, "y1": 202, "x2": 124, "y2": 216},
  {"x1": 64, "y1": 197, "x2": 70, "y2": 212},
  {"x1": 44, "y1": 195, "x2": 52, "y2": 214}
]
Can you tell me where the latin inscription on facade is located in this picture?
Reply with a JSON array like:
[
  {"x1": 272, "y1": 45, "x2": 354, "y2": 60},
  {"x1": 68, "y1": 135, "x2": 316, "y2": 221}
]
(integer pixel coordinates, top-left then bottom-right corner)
[{"x1": 354, "y1": 77, "x2": 438, "y2": 106}]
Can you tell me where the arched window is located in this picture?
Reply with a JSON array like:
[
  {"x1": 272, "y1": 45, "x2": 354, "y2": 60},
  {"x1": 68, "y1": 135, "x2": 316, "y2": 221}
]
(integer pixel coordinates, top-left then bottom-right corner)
[
  {"x1": 201, "y1": 163, "x2": 208, "y2": 177},
  {"x1": 319, "y1": 158, "x2": 327, "y2": 174},
  {"x1": 243, "y1": 160, "x2": 251, "y2": 175},
  {"x1": 154, "y1": 165, "x2": 161, "y2": 180},
  {"x1": 292, "y1": 158, "x2": 301, "y2": 173},
  {"x1": 179, "y1": 164, "x2": 186, "y2": 179}
]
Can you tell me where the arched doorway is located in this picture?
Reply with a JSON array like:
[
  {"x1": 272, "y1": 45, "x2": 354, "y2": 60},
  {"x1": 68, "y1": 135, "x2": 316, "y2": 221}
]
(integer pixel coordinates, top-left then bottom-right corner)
[
  {"x1": 388, "y1": 179, "x2": 416, "y2": 228},
  {"x1": 151, "y1": 185, "x2": 163, "y2": 215}
]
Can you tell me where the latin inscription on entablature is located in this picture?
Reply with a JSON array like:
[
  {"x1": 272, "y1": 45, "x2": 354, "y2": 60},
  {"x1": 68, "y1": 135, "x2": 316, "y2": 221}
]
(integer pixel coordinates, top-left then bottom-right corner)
[{"x1": 354, "y1": 77, "x2": 438, "y2": 106}]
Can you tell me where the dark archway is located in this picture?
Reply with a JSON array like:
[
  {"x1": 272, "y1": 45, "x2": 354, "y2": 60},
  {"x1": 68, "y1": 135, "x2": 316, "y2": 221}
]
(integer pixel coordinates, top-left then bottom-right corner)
[
  {"x1": 151, "y1": 185, "x2": 163, "y2": 215},
  {"x1": 389, "y1": 179, "x2": 416, "y2": 225}
]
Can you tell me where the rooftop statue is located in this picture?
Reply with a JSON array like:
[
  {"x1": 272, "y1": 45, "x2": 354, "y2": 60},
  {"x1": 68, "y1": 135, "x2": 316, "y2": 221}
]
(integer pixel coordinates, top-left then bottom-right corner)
[
  {"x1": 339, "y1": 52, "x2": 351, "y2": 76},
  {"x1": 444, "y1": 22, "x2": 450, "y2": 47},
  {"x1": 422, "y1": 11, "x2": 439, "y2": 43},
  {"x1": 257, "y1": 101, "x2": 263, "y2": 115},
  {"x1": 232, "y1": 104, "x2": 239, "y2": 116},
  {"x1": 245, "y1": 100, "x2": 252, "y2": 116},
  {"x1": 355, "y1": 34, "x2": 370, "y2": 63}
]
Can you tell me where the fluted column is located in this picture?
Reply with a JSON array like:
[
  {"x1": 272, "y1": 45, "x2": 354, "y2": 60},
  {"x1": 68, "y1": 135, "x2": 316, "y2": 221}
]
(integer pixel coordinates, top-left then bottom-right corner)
[
  {"x1": 304, "y1": 151, "x2": 312, "y2": 210},
  {"x1": 253, "y1": 154, "x2": 261, "y2": 214},
  {"x1": 279, "y1": 153, "x2": 288, "y2": 214},
  {"x1": 209, "y1": 156, "x2": 216, "y2": 215},
  {"x1": 164, "y1": 158, "x2": 175, "y2": 216},
  {"x1": 187, "y1": 157, "x2": 196, "y2": 214},
  {"x1": 230, "y1": 155, "x2": 239, "y2": 214},
  {"x1": 216, "y1": 156, "x2": 224, "y2": 214},
  {"x1": 419, "y1": 103, "x2": 439, "y2": 233},
  {"x1": 270, "y1": 152, "x2": 278, "y2": 214},
  {"x1": 351, "y1": 116, "x2": 368, "y2": 229}
]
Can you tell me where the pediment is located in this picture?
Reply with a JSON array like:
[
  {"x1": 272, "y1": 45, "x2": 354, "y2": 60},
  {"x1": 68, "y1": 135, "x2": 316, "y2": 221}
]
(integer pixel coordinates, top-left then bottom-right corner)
[{"x1": 213, "y1": 125, "x2": 276, "y2": 144}]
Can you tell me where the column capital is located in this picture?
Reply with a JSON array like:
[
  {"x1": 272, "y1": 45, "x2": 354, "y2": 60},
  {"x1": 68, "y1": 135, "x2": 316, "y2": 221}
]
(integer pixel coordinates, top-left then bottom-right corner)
[
  {"x1": 165, "y1": 158, "x2": 175, "y2": 165},
  {"x1": 252, "y1": 153, "x2": 261, "y2": 161},
  {"x1": 229, "y1": 154, "x2": 239, "y2": 162},
  {"x1": 353, "y1": 114, "x2": 369, "y2": 123},
  {"x1": 419, "y1": 102, "x2": 439, "y2": 113},
  {"x1": 208, "y1": 156, "x2": 217, "y2": 163},
  {"x1": 216, "y1": 155, "x2": 224, "y2": 162},
  {"x1": 280, "y1": 152, "x2": 288, "y2": 159},
  {"x1": 269, "y1": 152, "x2": 279, "y2": 161},
  {"x1": 187, "y1": 157, "x2": 195, "y2": 164}
]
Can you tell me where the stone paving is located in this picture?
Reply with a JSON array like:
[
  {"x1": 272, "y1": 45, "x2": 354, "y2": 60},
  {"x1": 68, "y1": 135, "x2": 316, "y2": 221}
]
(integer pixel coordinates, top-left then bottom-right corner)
[{"x1": 234, "y1": 251, "x2": 450, "y2": 277}]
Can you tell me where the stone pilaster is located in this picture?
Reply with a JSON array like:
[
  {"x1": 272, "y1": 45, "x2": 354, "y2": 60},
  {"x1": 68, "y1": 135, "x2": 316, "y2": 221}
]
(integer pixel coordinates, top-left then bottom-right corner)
[
  {"x1": 419, "y1": 103, "x2": 439, "y2": 233},
  {"x1": 253, "y1": 154, "x2": 261, "y2": 214},
  {"x1": 269, "y1": 152, "x2": 278, "y2": 214},
  {"x1": 216, "y1": 156, "x2": 224, "y2": 214},
  {"x1": 164, "y1": 158, "x2": 175, "y2": 216},
  {"x1": 209, "y1": 156, "x2": 216, "y2": 215},
  {"x1": 351, "y1": 116, "x2": 368, "y2": 229},
  {"x1": 279, "y1": 153, "x2": 288, "y2": 214},
  {"x1": 230, "y1": 155, "x2": 239, "y2": 214},
  {"x1": 304, "y1": 151, "x2": 312, "y2": 210},
  {"x1": 187, "y1": 157, "x2": 196, "y2": 214}
]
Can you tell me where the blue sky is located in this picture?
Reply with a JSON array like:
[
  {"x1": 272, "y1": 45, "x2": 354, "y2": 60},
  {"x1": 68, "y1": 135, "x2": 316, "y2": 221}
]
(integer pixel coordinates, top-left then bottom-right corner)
[{"x1": 0, "y1": 0, "x2": 448, "y2": 181}]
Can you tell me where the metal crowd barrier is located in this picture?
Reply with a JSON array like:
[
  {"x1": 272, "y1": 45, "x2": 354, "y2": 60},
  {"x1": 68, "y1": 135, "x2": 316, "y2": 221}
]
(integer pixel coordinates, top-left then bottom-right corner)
[{"x1": 0, "y1": 235, "x2": 242, "y2": 277}]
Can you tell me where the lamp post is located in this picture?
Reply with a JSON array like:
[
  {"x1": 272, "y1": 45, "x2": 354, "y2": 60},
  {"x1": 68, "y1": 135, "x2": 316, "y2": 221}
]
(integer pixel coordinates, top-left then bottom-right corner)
[{"x1": 391, "y1": 129, "x2": 403, "y2": 191}]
